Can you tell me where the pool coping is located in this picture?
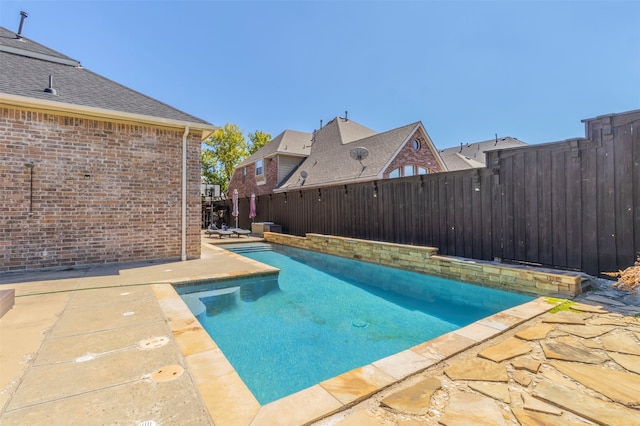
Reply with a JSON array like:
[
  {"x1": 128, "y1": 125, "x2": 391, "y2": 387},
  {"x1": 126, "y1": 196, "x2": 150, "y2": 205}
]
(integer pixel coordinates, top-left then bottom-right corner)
[{"x1": 155, "y1": 244, "x2": 557, "y2": 426}]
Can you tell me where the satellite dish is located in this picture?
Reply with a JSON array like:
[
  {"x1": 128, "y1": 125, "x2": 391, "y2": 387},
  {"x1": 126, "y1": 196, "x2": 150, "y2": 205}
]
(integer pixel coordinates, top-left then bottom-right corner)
[
  {"x1": 300, "y1": 171, "x2": 308, "y2": 179},
  {"x1": 350, "y1": 147, "x2": 369, "y2": 162}
]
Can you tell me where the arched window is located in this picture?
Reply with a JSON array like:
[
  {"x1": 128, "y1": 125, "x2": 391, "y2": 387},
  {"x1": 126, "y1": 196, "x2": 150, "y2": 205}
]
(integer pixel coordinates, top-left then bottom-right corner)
[{"x1": 389, "y1": 165, "x2": 429, "y2": 178}]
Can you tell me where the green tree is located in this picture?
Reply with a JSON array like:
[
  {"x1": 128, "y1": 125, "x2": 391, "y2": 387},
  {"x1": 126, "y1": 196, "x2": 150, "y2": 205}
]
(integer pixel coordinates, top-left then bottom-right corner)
[
  {"x1": 201, "y1": 123, "x2": 247, "y2": 192},
  {"x1": 248, "y1": 130, "x2": 272, "y2": 155}
]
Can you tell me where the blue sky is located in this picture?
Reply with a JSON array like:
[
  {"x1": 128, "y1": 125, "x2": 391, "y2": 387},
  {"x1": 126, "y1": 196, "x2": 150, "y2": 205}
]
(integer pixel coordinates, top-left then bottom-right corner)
[{"x1": 1, "y1": 1, "x2": 638, "y2": 148}]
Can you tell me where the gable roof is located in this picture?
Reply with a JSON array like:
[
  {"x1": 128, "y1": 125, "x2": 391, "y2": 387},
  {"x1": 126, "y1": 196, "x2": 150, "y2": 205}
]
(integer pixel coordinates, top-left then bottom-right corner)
[
  {"x1": 238, "y1": 129, "x2": 312, "y2": 167},
  {"x1": 438, "y1": 136, "x2": 526, "y2": 170},
  {"x1": 0, "y1": 26, "x2": 216, "y2": 134},
  {"x1": 276, "y1": 121, "x2": 433, "y2": 190}
]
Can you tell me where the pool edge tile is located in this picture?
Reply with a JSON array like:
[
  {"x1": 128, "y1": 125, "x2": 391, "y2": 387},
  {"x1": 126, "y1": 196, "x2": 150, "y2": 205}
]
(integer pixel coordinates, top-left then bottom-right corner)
[
  {"x1": 454, "y1": 322, "x2": 502, "y2": 342},
  {"x1": 250, "y1": 385, "x2": 342, "y2": 426},
  {"x1": 187, "y1": 347, "x2": 260, "y2": 425},
  {"x1": 477, "y1": 311, "x2": 527, "y2": 331},
  {"x1": 373, "y1": 349, "x2": 440, "y2": 381},
  {"x1": 506, "y1": 297, "x2": 555, "y2": 319},
  {"x1": 411, "y1": 331, "x2": 475, "y2": 359},
  {"x1": 319, "y1": 364, "x2": 396, "y2": 406}
]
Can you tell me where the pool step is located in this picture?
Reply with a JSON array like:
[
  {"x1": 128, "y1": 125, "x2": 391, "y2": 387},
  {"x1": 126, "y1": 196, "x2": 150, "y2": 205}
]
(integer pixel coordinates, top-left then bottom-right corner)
[{"x1": 226, "y1": 244, "x2": 274, "y2": 254}]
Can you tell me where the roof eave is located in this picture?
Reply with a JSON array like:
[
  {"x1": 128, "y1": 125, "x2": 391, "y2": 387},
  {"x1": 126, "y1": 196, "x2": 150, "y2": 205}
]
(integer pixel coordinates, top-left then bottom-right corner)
[
  {"x1": 0, "y1": 93, "x2": 218, "y2": 140},
  {"x1": 272, "y1": 175, "x2": 377, "y2": 193}
]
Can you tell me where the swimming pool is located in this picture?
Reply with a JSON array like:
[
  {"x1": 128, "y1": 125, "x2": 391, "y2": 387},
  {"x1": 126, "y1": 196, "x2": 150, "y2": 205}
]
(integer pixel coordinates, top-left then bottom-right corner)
[{"x1": 177, "y1": 242, "x2": 532, "y2": 404}]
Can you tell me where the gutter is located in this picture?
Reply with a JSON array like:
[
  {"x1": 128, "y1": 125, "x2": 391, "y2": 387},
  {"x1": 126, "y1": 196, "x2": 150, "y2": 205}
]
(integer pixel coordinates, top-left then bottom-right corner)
[
  {"x1": 0, "y1": 94, "x2": 217, "y2": 139},
  {"x1": 181, "y1": 126, "x2": 189, "y2": 261}
]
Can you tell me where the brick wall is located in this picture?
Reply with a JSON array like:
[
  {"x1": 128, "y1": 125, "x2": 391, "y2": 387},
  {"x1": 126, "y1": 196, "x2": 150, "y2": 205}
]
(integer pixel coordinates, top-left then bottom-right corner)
[
  {"x1": 227, "y1": 157, "x2": 278, "y2": 198},
  {"x1": 264, "y1": 233, "x2": 582, "y2": 296},
  {"x1": 383, "y1": 128, "x2": 444, "y2": 177},
  {"x1": 0, "y1": 106, "x2": 202, "y2": 271}
]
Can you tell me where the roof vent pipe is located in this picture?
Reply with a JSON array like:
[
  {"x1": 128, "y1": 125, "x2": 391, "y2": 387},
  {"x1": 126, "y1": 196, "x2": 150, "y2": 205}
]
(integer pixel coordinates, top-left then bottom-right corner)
[
  {"x1": 16, "y1": 11, "x2": 28, "y2": 39},
  {"x1": 44, "y1": 75, "x2": 57, "y2": 95}
]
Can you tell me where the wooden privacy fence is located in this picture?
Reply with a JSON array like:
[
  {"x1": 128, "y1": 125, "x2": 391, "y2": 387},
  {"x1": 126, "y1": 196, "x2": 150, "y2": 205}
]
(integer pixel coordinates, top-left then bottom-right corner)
[{"x1": 228, "y1": 111, "x2": 640, "y2": 277}]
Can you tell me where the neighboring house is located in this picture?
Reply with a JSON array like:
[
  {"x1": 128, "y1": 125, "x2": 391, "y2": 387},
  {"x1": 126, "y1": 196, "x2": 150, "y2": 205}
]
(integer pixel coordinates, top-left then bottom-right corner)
[
  {"x1": 228, "y1": 116, "x2": 447, "y2": 197},
  {"x1": 228, "y1": 129, "x2": 312, "y2": 197},
  {"x1": 0, "y1": 25, "x2": 217, "y2": 271},
  {"x1": 438, "y1": 136, "x2": 527, "y2": 171}
]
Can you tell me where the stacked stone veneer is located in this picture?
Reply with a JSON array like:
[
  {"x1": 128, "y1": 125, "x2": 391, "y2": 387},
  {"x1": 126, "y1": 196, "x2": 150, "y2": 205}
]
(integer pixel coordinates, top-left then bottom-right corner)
[
  {"x1": 264, "y1": 233, "x2": 582, "y2": 297},
  {"x1": 1, "y1": 106, "x2": 202, "y2": 271}
]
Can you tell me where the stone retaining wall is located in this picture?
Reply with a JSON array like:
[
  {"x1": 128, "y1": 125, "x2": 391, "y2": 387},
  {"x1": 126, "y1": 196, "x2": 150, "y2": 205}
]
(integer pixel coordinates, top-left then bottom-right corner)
[{"x1": 264, "y1": 233, "x2": 582, "y2": 296}]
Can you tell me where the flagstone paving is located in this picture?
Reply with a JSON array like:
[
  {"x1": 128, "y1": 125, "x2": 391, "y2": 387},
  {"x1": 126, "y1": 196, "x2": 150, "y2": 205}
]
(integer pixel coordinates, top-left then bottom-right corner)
[
  {"x1": 477, "y1": 336, "x2": 532, "y2": 362},
  {"x1": 319, "y1": 286, "x2": 640, "y2": 425}
]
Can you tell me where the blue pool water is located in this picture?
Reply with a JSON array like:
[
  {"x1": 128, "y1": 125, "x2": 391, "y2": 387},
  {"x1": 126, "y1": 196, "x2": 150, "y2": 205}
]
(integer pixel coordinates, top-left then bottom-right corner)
[{"x1": 177, "y1": 243, "x2": 532, "y2": 404}]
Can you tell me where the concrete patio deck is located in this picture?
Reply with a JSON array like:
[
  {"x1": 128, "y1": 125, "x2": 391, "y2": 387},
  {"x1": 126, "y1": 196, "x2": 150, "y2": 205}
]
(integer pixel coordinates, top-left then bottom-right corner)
[{"x1": 1, "y1": 233, "x2": 639, "y2": 425}]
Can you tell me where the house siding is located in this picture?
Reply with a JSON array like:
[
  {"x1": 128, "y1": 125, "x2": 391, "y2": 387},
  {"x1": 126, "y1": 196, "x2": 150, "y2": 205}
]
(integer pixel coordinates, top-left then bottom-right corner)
[
  {"x1": 383, "y1": 130, "x2": 443, "y2": 177},
  {"x1": 0, "y1": 106, "x2": 202, "y2": 271},
  {"x1": 277, "y1": 155, "x2": 304, "y2": 183}
]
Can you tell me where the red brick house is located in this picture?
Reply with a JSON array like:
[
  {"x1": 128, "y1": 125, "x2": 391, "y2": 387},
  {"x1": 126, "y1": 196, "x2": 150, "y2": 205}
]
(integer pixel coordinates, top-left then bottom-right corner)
[
  {"x1": 0, "y1": 26, "x2": 217, "y2": 271},
  {"x1": 228, "y1": 116, "x2": 447, "y2": 198},
  {"x1": 228, "y1": 129, "x2": 311, "y2": 197}
]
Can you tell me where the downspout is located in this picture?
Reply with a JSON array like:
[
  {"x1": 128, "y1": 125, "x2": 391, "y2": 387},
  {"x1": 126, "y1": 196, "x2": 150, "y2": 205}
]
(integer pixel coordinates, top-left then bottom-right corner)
[{"x1": 181, "y1": 126, "x2": 190, "y2": 261}]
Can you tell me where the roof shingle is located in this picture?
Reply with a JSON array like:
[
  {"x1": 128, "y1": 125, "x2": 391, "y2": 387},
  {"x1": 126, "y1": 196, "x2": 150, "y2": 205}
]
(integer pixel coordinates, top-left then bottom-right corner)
[{"x1": 0, "y1": 26, "x2": 213, "y2": 126}]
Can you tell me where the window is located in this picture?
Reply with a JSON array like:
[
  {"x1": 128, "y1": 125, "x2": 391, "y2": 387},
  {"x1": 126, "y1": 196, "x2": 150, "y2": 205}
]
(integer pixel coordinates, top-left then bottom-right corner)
[
  {"x1": 389, "y1": 165, "x2": 428, "y2": 179},
  {"x1": 255, "y1": 159, "x2": 263, "y2": 176},
  {"x1": 404, "y1": 165, "x2": 415, "y2": 176},
  {"x1": 412, "y1": 139, "x2": 421, "y2": 151},
  {"x1": 242, "y1": 167, "x2": 247, "y2": 183}
]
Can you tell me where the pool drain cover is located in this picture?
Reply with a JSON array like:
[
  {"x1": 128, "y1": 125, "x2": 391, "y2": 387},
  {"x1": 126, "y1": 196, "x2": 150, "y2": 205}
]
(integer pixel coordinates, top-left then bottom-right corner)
[
  {"x1": 150, "y1": 365, "x2": 184, "y2": 382},
  {"x1": 351, "y1": 319, "x2": 369, "y2": 328},
  {"x1": 138, "y1": 336, "x2": 170, "y2": 350}
]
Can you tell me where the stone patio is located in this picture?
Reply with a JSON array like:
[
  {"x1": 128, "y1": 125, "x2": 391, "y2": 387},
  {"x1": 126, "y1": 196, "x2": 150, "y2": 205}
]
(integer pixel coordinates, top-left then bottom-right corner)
[{"x1": 320, "y1": 291, "x2": 640, "y2": 426}]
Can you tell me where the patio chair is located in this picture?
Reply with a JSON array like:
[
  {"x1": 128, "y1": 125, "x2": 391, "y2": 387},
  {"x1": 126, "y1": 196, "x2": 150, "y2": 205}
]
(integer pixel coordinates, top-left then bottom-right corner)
[
  {"x1": 231, "y1": 228, "x2": 251, "y2": 237},
  {"x1": 205, "y1": 223, "x2": 234, "y2": 239}
]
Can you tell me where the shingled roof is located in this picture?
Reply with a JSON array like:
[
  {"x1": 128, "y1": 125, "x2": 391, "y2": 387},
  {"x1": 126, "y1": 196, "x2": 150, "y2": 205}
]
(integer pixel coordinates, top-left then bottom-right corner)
[
  {"x1": 0, "y1": 26, "x2": 215, "y2": 129},
  {"x1": 238, "y1": 129, "x2": 312, "y2": 167},
  {"x1": 276, "y1": 119, "x2": 436, "y2": 190},
  {"x1": 439, "y1": 136, "x2": 526, "y2": 171}
]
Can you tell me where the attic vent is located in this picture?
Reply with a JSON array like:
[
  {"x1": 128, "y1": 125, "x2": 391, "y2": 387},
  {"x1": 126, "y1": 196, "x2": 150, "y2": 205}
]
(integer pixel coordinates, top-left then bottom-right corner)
[
  {"x1": 16, "y1": 11, "x2": 28, "y2": 39},
  {"x1": 44, "y1": 75, "x2": 57, "y2": 95}
]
